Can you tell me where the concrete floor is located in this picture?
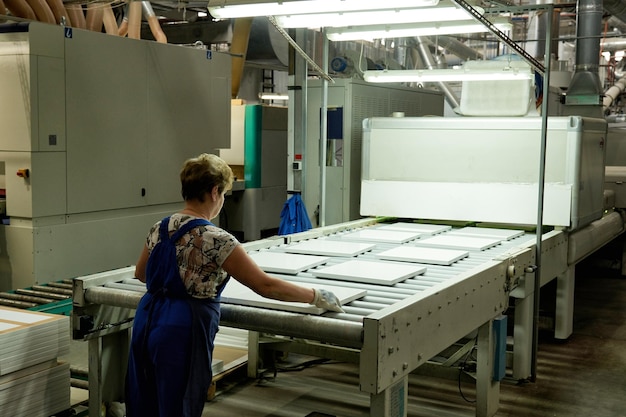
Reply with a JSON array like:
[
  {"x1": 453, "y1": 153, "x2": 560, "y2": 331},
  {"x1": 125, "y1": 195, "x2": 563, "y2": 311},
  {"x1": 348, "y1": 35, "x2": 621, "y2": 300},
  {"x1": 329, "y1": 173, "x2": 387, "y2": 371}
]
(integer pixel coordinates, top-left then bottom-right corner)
[{"x1": 66, "y1": 250, "x2": 626, "y2": 417}]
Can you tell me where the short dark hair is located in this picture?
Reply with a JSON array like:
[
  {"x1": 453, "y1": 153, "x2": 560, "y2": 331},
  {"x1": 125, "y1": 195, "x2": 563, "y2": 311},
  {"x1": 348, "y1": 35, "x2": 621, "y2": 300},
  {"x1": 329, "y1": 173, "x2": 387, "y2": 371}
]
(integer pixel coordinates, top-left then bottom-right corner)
[{"x1": 180, "y1": 153, "x2": 233, "y2": 202}]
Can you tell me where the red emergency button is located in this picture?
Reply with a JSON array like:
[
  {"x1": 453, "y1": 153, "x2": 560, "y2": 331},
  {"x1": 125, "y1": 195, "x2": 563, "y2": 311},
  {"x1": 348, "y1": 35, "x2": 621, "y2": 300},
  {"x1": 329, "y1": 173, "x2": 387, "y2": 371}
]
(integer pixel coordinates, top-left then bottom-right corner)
[{"x1": 16, "y1": 169, "x2": 29, "y2": 178}]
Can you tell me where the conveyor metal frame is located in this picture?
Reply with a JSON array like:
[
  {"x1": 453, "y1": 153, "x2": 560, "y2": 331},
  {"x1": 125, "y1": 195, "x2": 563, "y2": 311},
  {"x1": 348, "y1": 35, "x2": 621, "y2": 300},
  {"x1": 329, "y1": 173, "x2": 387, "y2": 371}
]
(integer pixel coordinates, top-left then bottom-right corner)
[{"x1": 73, "y1": 217, "x2": 536, "y2": 417}]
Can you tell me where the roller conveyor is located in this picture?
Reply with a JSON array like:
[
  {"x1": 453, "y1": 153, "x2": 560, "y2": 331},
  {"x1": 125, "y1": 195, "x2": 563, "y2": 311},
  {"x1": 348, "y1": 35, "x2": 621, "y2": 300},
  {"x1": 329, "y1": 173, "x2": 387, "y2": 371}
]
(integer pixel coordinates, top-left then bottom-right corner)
[
  {"x1": 72, "y1": 219, "x2": 535, "y2": 417},
  {"x1": 0, "y1": 280, "x2": 73, "y2": 315}
]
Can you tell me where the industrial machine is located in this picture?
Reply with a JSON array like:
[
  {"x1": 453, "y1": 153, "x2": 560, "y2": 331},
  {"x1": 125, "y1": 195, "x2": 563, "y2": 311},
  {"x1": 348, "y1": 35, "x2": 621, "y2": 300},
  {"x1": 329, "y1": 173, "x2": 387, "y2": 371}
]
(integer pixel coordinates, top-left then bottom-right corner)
[
  {"x1": 71, "y1": 111, "x2": 624, "y2": 417},
  {"x1": 302, "y1": 78, "x2": 444, "y2": 226},
  {"x1": 0, "y1": 22, "x2": 231, "y2": 291}
]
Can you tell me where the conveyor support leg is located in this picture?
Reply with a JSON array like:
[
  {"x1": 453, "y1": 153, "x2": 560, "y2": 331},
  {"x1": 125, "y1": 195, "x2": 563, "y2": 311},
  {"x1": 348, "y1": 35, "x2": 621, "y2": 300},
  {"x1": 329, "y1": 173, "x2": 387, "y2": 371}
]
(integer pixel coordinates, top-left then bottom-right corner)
[
  {"x1": 476, "y1": 320, "x2": 499, "y2": 417},
  {"x1": 370, "y1": 376, "x2": 408, "y2": 417},
  {"x1": 88, "y1": 329, "x2": 130, "y2": 417},
  {"x1": 555, "y1": 266, "x2": 575, "y2": 339},
  {"x1": 513, "y1": 294, "x2": 533, "y2": 380},
  {"x1": 247, "y1": 331, "x2": 261, "y2": 378}
]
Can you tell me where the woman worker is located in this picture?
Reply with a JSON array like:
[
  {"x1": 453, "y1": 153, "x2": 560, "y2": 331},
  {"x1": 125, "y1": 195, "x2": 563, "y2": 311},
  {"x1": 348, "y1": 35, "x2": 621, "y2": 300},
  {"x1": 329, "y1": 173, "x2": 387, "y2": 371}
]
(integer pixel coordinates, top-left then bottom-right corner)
[{"x1": 125, "y1": 153, "x2": 343, "y2": 417}]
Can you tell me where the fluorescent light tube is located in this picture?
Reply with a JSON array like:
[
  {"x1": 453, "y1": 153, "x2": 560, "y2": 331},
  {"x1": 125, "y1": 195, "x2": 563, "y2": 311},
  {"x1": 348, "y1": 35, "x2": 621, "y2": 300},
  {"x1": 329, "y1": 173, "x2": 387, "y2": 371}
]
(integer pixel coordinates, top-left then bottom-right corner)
[
  {"x1": 274, "y1": 5, "x2": 482, "y2": 28},
  {"x1": 363, "y1": 67, "x2": 533, "y2": 83},
  {"x1": 259, "y1": 93, "x2": 289, "y2": 100},
  {"x1": 326, "y1": 20, "x2": 511, "y2": 41},
  {"x1": 208, "y1": 0, "x2": 439, "y2": 19}
]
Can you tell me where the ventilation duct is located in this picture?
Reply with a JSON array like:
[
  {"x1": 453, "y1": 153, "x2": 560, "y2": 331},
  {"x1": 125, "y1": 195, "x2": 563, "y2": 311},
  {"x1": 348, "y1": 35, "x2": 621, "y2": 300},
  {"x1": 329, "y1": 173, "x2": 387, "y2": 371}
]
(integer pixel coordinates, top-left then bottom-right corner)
[{"x1": 565, "y1": 0, "x2": 603, "y2": 109}]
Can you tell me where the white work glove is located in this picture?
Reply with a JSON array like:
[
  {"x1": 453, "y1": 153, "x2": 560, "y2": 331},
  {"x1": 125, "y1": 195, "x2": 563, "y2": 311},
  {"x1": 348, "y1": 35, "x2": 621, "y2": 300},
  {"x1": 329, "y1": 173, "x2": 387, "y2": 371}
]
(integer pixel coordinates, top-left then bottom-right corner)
[{"x1": 311, "y1": 288, "x2": 345, "y2": 313}]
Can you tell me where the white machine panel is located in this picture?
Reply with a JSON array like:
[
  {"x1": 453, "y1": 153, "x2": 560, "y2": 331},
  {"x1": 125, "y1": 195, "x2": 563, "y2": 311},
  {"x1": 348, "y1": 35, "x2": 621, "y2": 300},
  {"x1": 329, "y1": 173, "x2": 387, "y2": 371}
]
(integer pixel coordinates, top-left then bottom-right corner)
[
  {"x1": 311, "y1": 259, "x2": 426, "y2": 285},
  {"x1": 375, "y1": 246, "x2": 469, "y2": 265},
  {"x1": 361, "y1": 116, "x2": 607, "y2": 230},
  {"x1": 221, "y1": 279, "x2": 366, "y2": 314},
  {"x1": 249, "y1": 251, "x2": 330, "y2": 274}
]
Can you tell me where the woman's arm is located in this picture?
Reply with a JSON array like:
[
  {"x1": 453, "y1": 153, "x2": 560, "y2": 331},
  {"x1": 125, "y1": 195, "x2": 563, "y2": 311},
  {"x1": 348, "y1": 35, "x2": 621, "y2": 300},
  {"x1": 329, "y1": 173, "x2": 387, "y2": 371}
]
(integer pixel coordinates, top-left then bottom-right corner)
[
  {"x1": 134, "y1": 244, "x2": 149, "y2": 283},
  {"x1": 222, "y1": 245, "x2": 315, "y2": 303}
]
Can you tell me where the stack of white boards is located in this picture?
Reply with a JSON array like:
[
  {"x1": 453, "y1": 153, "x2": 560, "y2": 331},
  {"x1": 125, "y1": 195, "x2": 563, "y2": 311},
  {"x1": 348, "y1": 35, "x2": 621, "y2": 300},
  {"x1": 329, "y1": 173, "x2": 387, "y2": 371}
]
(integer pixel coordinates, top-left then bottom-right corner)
[{"x1": 0, "y1": 307, "x2": 70, "y2": 417}]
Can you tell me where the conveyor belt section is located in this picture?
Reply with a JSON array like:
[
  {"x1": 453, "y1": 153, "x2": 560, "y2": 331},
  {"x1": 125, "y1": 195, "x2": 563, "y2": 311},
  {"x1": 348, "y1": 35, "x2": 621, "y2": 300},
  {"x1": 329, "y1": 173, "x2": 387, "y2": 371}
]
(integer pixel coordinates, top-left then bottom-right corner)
[{"x1": 0, "y1": 280, "x2": 73, "y2": 315}]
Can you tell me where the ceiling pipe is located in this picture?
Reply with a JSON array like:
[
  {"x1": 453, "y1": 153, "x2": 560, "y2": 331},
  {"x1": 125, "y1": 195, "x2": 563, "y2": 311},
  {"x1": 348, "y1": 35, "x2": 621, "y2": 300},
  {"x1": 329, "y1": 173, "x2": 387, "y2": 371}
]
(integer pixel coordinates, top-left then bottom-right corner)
[
  {"x1": 412, "y1": 36, "x2": 461, "y2": 110},
  {"x1": 604, "y1": 0, "x2": 626, "y2": 24},
  {"x1": 603, "y1": 77, "x2": 626, "y2": 110},
  {"x1": 430, "y1": 35, "x2": 483, "y2": 61}
]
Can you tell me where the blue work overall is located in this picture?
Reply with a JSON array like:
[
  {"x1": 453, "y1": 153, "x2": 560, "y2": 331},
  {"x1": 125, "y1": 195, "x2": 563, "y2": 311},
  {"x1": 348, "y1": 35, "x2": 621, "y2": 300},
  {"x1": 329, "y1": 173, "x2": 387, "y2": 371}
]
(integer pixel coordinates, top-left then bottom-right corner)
[{"x1": 126, "y1": 217, "x2": 225, "y2": 417}]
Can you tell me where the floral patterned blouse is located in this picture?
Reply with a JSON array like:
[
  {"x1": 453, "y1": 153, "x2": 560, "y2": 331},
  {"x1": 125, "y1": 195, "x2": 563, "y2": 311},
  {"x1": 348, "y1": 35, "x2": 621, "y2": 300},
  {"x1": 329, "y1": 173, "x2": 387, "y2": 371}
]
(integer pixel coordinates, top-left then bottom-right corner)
[{"x1": 146, "y1": 213, "x2": 239, "y2": 299}]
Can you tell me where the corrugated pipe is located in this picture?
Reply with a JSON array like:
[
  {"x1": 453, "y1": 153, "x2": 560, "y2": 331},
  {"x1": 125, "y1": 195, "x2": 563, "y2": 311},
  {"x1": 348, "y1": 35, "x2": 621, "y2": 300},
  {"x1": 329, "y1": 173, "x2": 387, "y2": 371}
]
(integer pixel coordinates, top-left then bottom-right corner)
[{"x1": 604, "y1": 0, "x2": 626, "y2": 23}]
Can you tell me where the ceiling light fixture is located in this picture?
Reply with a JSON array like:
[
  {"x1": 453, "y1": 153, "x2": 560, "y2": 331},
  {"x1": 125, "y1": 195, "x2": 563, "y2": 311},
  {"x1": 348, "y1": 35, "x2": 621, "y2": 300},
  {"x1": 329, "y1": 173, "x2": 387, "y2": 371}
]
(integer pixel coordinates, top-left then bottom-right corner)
[
  {"x1": 326, "y1": 19, "x2": 511, "y2": 41},
  {"x1": 274, "y1": 3, "x2": 480, "y2": 28},
  {"x1": 207, "y1": 0, "x2": 439, "y2": 19},
  {"x1": 363, "y1": 65, "x2": 533, "y2": 83},
  {"x1": 259, "y1": 93, "x2": 289, "y2": 100}
]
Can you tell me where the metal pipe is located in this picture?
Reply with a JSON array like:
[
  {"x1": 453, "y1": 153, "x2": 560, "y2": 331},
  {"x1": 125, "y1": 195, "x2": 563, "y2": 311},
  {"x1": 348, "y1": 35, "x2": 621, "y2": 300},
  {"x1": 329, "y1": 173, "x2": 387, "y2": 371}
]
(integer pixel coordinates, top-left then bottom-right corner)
[
  {"x1": 220, "y1": 304, "x2": 363, "y2": 348},
  {"x1": 531, "y1": 4, "x2": 553, "y2": 383},
  {"x1": 603, "y1": 78, "x2": 626, "y2": 109},
  {"x1": 319, "y1": 28, "x2": 329, "y2": 227},
  {"x1": 83, "y1": 286, "x2": 364, "y2": 348},
  {"x1": 414, "y1": 37, "x2": 461, "y2": 110}
]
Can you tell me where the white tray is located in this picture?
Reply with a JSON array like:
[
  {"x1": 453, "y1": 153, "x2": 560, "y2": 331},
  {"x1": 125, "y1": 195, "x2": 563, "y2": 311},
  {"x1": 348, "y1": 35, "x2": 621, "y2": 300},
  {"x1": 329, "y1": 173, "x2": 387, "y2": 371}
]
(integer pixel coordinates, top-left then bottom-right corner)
[
  {"x1": 312, "y1": 259, "x2": 426, "y2": 285},
  {"x1": 338, "y1": 229, "x2": 423, "y2": 244},
  {"x1": 414, "y1": 235, "x2": 501, "y2": 251},
  {"x1": 249, "y1": 251, "x2": 330, "y2": 275},
  {"x1": 281, "y1": 239, "x2": 376, "y2": 257},
  {"x1": 221, "y1": 279, "x2": 365, "y2": 314},
  {"x1": 375, "y1": 246, "x2": 469, "y2": 266},
  {"x1": 376, "y1": 222, "x2": 451, "y2": 235},
  {"x1": 446, "y1": 226, "x2": 524, "y2": 240}
]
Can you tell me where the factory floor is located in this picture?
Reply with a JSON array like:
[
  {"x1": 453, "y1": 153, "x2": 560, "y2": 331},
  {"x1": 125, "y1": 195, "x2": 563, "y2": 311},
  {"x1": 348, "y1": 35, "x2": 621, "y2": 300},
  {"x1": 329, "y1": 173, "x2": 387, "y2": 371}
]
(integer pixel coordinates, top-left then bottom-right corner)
[{"x1": 65, "y1": 249, "x2": 626, "y2": 417}]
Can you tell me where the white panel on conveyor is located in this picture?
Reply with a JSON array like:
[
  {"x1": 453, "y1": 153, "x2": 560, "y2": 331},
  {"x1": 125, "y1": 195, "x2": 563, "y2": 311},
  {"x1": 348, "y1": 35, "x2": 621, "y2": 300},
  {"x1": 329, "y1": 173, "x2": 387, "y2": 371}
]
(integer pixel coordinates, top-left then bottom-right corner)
[
  {"x1": 311, "y1": 259, "x2": 426, "y2": 285},
  {"x1": 446, "y1": 227, "x2": 524, "y2": 241},
  {"x1": 281, "y1": 239, "x2": 376, "y2": 257},
  {"x1": 375, "y1": 222, "x2": 451, "y2": 235},
  {"x1": 338, "y1": 229, "x2": 423, "y2": 244},
  {"x1": 415, "y1": 234, "x2": 502, "y2": 251},
  {"x1": 375, "y1": 246, "x2": 469, "y2": 266},
  {"x1": 221, "y1": 279, "x2": 366, "y2": 314},
  {"x1": 249, "y1": 251, "x2": 331, "y2": 275}
]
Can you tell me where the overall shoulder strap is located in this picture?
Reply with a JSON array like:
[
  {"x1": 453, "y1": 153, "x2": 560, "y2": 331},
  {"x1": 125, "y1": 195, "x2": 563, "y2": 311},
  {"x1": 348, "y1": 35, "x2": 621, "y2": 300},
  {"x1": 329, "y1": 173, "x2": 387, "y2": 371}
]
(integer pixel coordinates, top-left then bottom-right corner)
[{"x1": 170, "y1": 218, "x2": 211, "y2": 243}]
